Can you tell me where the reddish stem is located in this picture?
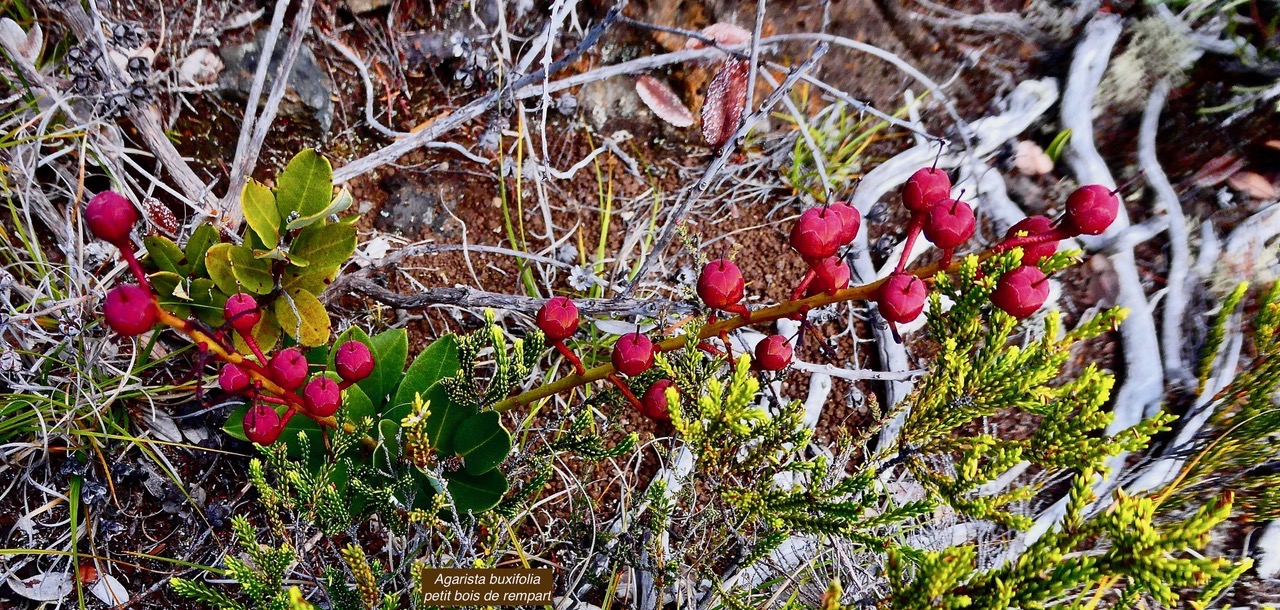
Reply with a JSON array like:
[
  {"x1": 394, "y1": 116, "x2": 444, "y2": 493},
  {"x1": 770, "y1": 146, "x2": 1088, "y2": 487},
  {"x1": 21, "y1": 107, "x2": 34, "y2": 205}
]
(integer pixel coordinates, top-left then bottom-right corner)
[
  {"x1": 118, "y1": 245, "x2": 151, "y2": 293},
  {"x1": 789, "y1": 269, "x2": 817, "y2": 302},
  {"x1": 895, "y1": 218, "x2": 925, "y2": 274},
  {"x1": 553, "y1": 340, "x2": 587, "y2": 376},
  {"x1": 606, "y1": 372, "x2": 644, "y2": 410}
]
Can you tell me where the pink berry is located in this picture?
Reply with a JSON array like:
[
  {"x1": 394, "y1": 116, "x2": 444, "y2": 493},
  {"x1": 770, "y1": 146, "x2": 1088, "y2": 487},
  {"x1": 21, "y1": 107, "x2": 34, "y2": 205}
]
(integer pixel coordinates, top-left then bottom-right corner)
[
  {"x1": 219, "y1": 363, "x2": 251, "y2": 393},
  {"x1": 806, "y1": 256, "x2": 851, "y2": 296},
  {"x1": 697, "y1": 259, "x2": 746, "y2": 311},
  {"x1": 640, "y1": 379, "x2": 675, "y2": 421},
  {"x1": 1063, "y1": 184, "x2": 1119, "y2": 236},
  {"x1": 923, "y1": 198, "x2": 976, "y2": 250},
  {"x1": 827, "y1": 201, "x2": 862, "y2": 244},
  {"x1": 790, "y1": 207, "x2": 843, "y2": 261},
  {"x1": 754, "y1": 335, "x2": 793, "y2": 371},
  {"x1": 877, "y1": 273, "x2": 927, "y2": 324},
  {"x1": 902, "y1": 167, "x2": 952, "y2": 214},
  {"x1": 103, "y1": 284, "x2": 156, "y2": 336},
  {"x1": 268, "y1": 348, "x2": 309, "y2": 391},
  {"x1": 303, "y1": 376, "x2": 342, "y2": 418},
  {"x1": 536, "y1": 296, "x2": 580, "y2": 342},
  {"x1": 335, "y1": 341, "x2": 374, "y2": 382},
  {"x1": 1004, "y1": 216, "x2": 1058, "y2": 266},
  {"x1": 243, "y1": 403, "x2": 283, "y2": 445},
  {"x1": 612, "y1": 332, "x2": 654, "y2": 376},
  {"x1": 224, "y1": 293, "x2": 262, "y2": 334},
  {"x1": 84, "y1": 191, "x2": 139, "y2": 245},
  {"x1": 991, "y1": 266, "x2": 1050, "y2": 319}
]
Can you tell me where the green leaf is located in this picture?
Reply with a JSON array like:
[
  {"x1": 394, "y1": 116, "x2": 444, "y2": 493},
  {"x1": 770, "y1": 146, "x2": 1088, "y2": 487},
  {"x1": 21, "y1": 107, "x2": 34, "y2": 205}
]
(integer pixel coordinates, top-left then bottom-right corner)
[
  {"x1": 453, "y1": 412, "x2": 511, "y2": 475},
  {"x1": 290, "y1": 222, "x2": 357, "y2": 275},
  {"x1": 274, "y1": 288, "x2": 331, "y2": 347},
  {"x1": 143, "y1": 235, "x2": 188, "y2": 275},
  {"x1": 275, "y1": 149, "x2": 333, "y2": 220},
  {"x1": 365, "y1": 329, "x2": 408, "y2": 409},
  {"x1": 242, "y1": 179, "x2": 280, "y2": 249},
  {"x1": 254, "y1": 247, "x2": 307, "y2": 267},
  {"x1": 390, "y1": 336, "x2": 463, "y2": 451},
  {"x1": 344, "y1": 384, "x2": 376, "y2": 423},
  {"x1": 205, "y1": 243, "x2": 238, "y2": 295},
  {"x1": 286, "y1": 188, "x2": 354, "y2": 230},
  {"x1": 1045, "y1": 129, "x2": 1072, "y2": 163},
  {"x1": 282, "y1": 267, "x2": 334, "y2": 295},
  {"x1": 375, "y1": 418, "x2": 401, "y2": 474},
  {"x1": 185, "y1": 224, "x2": 219, "y2": 277},
  {"x1": 189, "y1": 278, "x2": 228, "y2": 326},
  {"x1": 151, "y1": 271, "x2": 190, "y2": 318},
  {"x1": 229, "y1": 245, "x2": 275, "y2": 295},
  {"x1": 445, "y1": 469, "x2": 507, "y2": 514},
  {"x1": 222, "y1": 402, "x2": 251, "y2": 441}
]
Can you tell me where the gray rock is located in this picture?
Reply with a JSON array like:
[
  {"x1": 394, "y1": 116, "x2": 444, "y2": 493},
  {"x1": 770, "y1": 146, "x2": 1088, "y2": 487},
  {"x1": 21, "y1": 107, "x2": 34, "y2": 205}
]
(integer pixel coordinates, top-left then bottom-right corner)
[
  {"x1": 219, "y1": 32, "x2": 333, "y2": 133},
  {"x1": 375, "y1": 175, "x2": 456, "y2": 236}
]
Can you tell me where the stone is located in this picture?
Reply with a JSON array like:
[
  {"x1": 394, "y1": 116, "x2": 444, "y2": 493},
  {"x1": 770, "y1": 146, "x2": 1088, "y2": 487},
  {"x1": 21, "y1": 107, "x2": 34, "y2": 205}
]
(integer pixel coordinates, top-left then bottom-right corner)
[{"x1": 219, "y1": 32, "x2": 333, "y2": 133}]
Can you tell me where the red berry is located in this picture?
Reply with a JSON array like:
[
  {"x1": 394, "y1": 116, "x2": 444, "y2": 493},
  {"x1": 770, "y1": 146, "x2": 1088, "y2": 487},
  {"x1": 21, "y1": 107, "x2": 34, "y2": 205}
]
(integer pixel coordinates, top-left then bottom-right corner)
[
  {"x1": 303, "y1": 376, "x2": 342, "y2": 417},
  {"x1": 612, "y1": 332, "x2": 654, "y2": 376},
  {"x1": 697, "y1": 259, "x2": 746, "y2": 311},
  {"x1": 754, "y1": 335, "x2": 793, "y2": 371},
  {"x1": 640, "y1": 379, "x2": 675, "y2": 421},
  {"x1": 902, "y1": 167, "x2": 952, "y2": 214},
  {"x1": 1063, "y1": 184, "x2": 1119, "y2": 236},
  {"x1": 84, "y1": 191, "x2": 139, "y2": 245},
  {"x1": 1005, "y1": 216, "x2": 1058, "y2": 266},
  {"x1": 219, "y1": 363, "x2": 251, "y2": 393},
  {"x1": 335, "y1": 341, "x2": 374, "y2": 382},
  {"x1": 268, "y1": 348, "x2": 309, "y2": 391},
  {"x1": 790, "y1": 207, "x2": 843, "y2": 261},
  {"x1": 877, "y1": 273, "x2": 927, "y2": 324},
  {"x1": 827, "y1": 201, "x2": 862, "y2": 244},
  {"x1": 536, "y1": 296, "x2": 580, "y2": 342},
  {"x1": 224, "y1": 293, "x2": 262, "y2": 334},
  {"x1": 243, "y1": 403, "x2": 283, "y2": 445},
  {"x1": 991, "y1": 266, "x2": 1050, "y2": 319},
  {"x1": 806, "y1": 256, "x2": 851, "y2": 296},
  {"x1": 923, "y1": 198, "x2": 976, "y2": 250},
  {"x1": 103, "y1": 284, "x2": 156, "y2": 336}
]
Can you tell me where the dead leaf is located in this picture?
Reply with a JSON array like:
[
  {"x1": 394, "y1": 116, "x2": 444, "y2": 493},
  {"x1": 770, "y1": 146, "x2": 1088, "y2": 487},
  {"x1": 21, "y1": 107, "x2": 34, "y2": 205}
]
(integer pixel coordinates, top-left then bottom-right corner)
[
  {"x1": 8, "y1": 572, "x2": 73, "y2": 602},
  {"x1": 685, "y1": 22, "x2": 752, "y2": 49},
  {"x1": 1227, "y1": 171, "x2": 1278, "y2": 200},
  {"x1": 1191, "y1": 154, "x2": 1245, "y2": 187},
  {"x1": 89, "y1": 571, "x2": 130, "y2": 607},
  {"x1": 143, "y1": 198, "x2": 179, "y2": 237},
  {"x1": 635, "y1": 76, "x2": 694, "y2": 127},
  {"x1": 701, "y1": 59, "x2": 750, "y2": 148}
]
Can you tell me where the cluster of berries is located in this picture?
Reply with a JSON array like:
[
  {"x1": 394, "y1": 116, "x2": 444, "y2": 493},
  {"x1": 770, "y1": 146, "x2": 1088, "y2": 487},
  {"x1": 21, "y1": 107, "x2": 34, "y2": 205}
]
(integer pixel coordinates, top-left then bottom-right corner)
[
  {"x1": 218, "y1": 295, "x2": 375, "y2": 444},
  {"x1": 85, "y1": 190, "x2": 375, "y2": 445},
  {"x1": 536, "y1": 296, "x2": 683, "y2": 421},
  {"x1": 787, "y1": 202, "x2": 861, "y2": 298},
  {"x1": 874, "y1": 166, "x2": 1122, "y2": 339}
]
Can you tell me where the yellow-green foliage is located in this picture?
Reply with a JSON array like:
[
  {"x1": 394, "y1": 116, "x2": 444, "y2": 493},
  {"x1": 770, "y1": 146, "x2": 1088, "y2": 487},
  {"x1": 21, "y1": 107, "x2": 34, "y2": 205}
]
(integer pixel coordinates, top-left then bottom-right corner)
[{"x1": 894, "y1": 252, "x2": 1171, "y2": 529}]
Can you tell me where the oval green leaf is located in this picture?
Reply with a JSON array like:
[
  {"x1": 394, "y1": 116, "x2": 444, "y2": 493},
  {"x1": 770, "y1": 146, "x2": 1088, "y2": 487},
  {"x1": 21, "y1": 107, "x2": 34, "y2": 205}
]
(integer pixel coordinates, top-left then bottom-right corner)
[
  {"x1": 445, "y1": 469, "x2": 507, "y2": 514},
  {"x1": 452, "y1": 411, "x2": 511, "y2": 475},
  {"x1": 185, "y1": 224, "x2": 219, "y2": 277},
  {"x1": 242, "y1": 179, "x2": 279, "y2": 249},
  {"x1": 143, "y1": 235, "x2": 188, "y2": 276},
  {"x1": 274, "y1": 288, "x2": 330, "y2": 347},
  {"x1": 229, "y1": 245, "x2": 274, "y2": 295},
  {"x1": 276, "y1": 149, "x2": 333, "y2": 219},
  {"x1": 204, "y1": 243, "x2": 238, "y2": 295},
  {"x1": 291, "y1": 222, "x2": 357, "y2": 274}
]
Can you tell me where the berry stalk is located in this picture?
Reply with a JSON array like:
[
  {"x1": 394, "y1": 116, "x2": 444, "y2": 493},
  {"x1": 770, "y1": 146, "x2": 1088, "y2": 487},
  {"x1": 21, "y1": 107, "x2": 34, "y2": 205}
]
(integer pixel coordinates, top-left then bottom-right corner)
[{"x1": 492, "y1": 253, "x2": 972, "y2": 412}]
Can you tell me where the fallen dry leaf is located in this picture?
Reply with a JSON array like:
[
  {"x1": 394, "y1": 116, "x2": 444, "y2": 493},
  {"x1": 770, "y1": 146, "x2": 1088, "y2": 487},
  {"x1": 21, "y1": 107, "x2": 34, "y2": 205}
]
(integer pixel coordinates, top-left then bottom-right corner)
[
  {"x1": 1227, "y1": 171, "x2": 1278, "y2": 200},
  {"x1": 635, "y1": 75, "x2": 694, "y2": 127},
  {"x1": 1190, "y1": 154, "x2": 1245, "y2": 187},
  {"x1": 142, "y1": 198, "x2": 179, "y2": 237},
  {"x1": 685, "y1": 22, "x2": 752, "y2": 49},
  {"x1": 701, "y1": 59, "x2": 750, "y2": 148}
]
